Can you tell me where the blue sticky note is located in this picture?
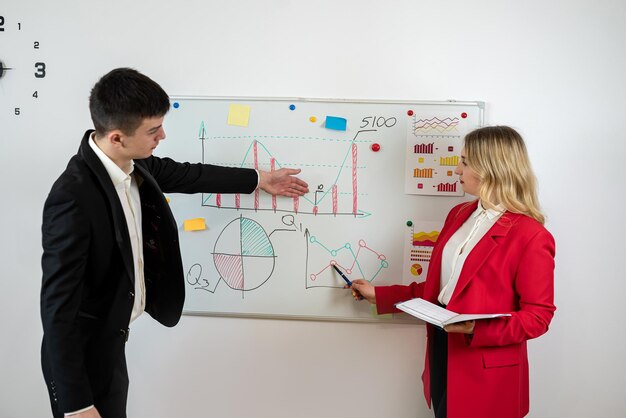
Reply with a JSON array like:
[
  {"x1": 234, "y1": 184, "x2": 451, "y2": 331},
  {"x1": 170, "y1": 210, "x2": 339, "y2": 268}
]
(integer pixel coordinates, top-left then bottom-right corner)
[{"x1": 325, "y1": 116, "x2": 347, "y2": 131}]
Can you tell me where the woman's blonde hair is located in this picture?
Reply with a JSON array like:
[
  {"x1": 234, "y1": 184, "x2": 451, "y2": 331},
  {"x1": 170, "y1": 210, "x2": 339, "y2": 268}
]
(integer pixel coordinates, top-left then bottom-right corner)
[{"x1": 464, "y1": 126, "x2": 545, "y2": 224}]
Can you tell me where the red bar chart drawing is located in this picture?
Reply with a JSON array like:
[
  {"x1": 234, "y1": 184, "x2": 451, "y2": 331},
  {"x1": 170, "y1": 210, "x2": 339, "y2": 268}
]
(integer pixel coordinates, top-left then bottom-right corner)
[
  {"x1": 437, "y1": 182, "x2": 457, "y2": 192},
  {"x1": 414, "y1": 143, "x2": 434, "y2": 154},
  {"x1": 199, "y1": 126, "x2": 373, "y2": 217}
]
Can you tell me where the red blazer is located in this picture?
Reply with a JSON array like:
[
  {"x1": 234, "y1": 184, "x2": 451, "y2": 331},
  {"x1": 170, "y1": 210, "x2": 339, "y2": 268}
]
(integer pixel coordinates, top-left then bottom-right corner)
[{"x1": 376, "y1": 201, "x2": 555, "y2": 418}]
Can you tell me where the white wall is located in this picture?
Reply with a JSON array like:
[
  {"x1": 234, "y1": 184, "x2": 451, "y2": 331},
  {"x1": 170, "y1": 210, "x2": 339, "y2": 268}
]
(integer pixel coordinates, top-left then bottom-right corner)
[{"x1": 1, "y1": 0, "x2": 625, "y2": 417}]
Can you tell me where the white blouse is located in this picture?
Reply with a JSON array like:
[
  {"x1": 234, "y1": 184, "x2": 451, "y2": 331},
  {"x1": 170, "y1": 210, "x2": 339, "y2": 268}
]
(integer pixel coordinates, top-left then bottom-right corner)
[{"x1": 438, "y1": 201, "x2": 504, "y2": 306}]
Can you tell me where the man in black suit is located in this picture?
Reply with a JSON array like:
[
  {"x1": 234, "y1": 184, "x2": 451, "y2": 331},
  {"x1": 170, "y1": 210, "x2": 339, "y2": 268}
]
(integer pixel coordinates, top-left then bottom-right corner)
[{"x1": 40, "y1": 68, "x2": 309, "y2": 418}]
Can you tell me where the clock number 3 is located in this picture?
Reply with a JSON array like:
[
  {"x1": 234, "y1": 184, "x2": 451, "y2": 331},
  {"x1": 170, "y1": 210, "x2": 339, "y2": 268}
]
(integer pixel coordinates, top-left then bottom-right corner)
[{"x1": 35, "y1": 62, "x2": 46, "y2": 78}]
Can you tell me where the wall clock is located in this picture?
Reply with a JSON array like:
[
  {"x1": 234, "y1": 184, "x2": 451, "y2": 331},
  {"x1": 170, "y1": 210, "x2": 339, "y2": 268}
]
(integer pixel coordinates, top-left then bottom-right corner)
[{"x1": 0, "y1": 14, "x2": 49, "y2": 117}]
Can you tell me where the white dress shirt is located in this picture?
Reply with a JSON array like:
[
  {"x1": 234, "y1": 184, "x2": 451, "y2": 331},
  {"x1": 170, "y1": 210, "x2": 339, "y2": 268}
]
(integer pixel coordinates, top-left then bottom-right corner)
[
  {"x1": 438, "y1": 201, "x2": 504, "y2": 306},
  {"x1": 88, "y1": 136, "x2": 145, "y2": 323}
]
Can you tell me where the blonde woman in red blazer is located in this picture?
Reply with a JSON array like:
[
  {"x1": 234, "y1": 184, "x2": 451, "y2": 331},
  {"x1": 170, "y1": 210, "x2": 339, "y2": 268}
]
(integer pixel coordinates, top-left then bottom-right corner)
[{"x1": 351, "y1": 126, "x2": 555, "y2": 418}]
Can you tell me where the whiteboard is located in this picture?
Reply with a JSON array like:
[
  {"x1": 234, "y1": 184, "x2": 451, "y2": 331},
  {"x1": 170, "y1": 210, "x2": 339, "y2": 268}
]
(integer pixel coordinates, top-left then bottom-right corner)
[{"x1": 157, "y1": 97, "x2": 483, "y2": 322}]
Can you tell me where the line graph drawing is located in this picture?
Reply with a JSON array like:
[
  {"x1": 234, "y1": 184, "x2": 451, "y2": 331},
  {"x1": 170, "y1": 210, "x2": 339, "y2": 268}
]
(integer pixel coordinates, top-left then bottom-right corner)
[
  {"x1": 305, "y1": 229, "x2": 388, "y2": 288},
  {"x1": 198, "y1": 123, "x2": 375, "y2": 217},
  {"x1": 412, "y1": 116, "x2": 459, "y2": 134}
]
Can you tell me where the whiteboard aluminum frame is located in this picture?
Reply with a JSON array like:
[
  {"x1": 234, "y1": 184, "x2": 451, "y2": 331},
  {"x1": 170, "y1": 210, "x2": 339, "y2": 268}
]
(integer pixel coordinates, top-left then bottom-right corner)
[{"x1": 168, "y1": 96, "x2": 485, "y2": 323}]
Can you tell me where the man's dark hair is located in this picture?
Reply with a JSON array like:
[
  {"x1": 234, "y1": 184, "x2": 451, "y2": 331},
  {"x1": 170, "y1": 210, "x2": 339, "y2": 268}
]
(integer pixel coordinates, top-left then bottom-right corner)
[{"x1": 89, "y1": 68, "x2": 170, "y2": 136}]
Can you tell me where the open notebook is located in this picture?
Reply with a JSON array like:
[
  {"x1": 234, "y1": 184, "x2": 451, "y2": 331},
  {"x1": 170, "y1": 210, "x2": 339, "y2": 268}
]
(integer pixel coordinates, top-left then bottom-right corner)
[{"x1": 395, "y1": 298, "x2": 510, "y2": 328}]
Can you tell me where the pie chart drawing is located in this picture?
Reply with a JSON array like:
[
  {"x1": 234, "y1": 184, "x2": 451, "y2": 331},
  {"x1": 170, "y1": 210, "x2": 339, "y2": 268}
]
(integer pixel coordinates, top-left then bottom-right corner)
[
  {"x1": 212, "y1": 216, "x2": 276, "y2": 291},
  {"x1": 410, "y1": 263, "x2": 423, "y2": 277}
]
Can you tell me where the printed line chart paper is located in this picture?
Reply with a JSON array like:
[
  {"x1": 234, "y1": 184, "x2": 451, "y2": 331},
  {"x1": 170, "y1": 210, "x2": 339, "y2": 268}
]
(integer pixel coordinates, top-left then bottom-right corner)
[{"x1": 158, "y1": 96, "x2": 482, "y2": 322}]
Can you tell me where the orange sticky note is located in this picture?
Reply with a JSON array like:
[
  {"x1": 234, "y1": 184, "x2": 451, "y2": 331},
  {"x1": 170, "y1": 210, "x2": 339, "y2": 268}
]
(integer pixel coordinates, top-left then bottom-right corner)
[{"x1": 183, "y1": 218, "x2": 206, "y2": 231}]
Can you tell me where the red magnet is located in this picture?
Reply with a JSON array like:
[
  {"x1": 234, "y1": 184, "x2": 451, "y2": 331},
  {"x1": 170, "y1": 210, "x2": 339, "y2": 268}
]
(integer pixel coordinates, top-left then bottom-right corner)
[
  {"x1": 461, "y1": 112, "x2": 468, "y2": 119},
  {"x1": 407, "y1": 110, "x2": 414, "y2": 116},
  {"x1": 371, "y1": 143, "x2": 381, "y2": 152}
]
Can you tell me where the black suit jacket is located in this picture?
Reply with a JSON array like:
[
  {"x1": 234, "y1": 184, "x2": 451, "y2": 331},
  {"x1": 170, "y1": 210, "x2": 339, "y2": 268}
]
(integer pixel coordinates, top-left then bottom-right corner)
[{"x1": 41, "y1": 130, "x2": 257, "y2": 415}]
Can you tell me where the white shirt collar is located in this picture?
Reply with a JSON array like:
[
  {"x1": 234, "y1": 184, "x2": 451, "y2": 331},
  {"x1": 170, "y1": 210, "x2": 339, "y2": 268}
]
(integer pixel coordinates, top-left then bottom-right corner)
[
  {"x1": 474, "y1": 200, "x2": 505, "y2": 221},
  {"x1": 88, "y1": 133, "x2": 134, "y2": 187}
]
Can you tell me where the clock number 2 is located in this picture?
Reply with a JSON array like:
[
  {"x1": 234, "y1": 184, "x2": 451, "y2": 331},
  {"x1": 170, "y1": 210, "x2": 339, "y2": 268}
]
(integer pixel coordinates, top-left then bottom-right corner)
[
  {"x1": 0, "y1": 16, "x2": 5, "y2": 32},
  {"x1": 35, "y1": 62, "x2": 46, "y2": 78}
]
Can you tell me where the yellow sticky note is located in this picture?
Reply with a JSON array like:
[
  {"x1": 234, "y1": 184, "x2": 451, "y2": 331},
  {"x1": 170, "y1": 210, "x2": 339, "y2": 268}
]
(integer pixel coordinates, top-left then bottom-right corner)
[
  {"x1": 227, "y1": 104, "x2": 251, "y2": 127},
  {"x1": 184, "y1": 218, "x2": 206, "y2": 231}
]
